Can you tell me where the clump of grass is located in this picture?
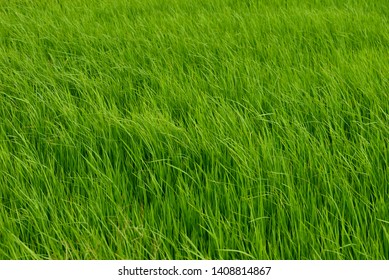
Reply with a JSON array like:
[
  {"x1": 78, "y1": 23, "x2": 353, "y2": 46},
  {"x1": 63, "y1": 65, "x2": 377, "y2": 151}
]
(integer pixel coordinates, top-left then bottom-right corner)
[{"x1": 0, "y1": 0, "x2": 388, "y2": 259}]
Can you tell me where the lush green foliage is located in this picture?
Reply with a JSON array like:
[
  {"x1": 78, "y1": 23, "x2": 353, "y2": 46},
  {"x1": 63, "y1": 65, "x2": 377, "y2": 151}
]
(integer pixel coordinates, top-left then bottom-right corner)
[{"x1": 0, "y1": 0, "x2": 388, "y2": 259}]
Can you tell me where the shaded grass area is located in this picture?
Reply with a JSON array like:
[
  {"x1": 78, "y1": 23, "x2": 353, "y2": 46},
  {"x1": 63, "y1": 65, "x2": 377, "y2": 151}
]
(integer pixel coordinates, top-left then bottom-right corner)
[{"x1": 0, "y1": 0, "x2": 388, "y2": 259}]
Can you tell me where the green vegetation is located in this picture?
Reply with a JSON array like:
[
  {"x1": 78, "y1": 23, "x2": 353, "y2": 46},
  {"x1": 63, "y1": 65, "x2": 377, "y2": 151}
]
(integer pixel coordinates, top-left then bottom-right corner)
[{"x1": 0, "y1": 0, "x2": 388, "y2": 259}]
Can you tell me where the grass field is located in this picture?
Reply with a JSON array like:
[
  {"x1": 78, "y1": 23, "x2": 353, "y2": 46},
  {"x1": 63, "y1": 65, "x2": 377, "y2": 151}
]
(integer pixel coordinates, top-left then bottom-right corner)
[{"x1": 0, "y1": 0, "x2": 388, "y2": 259}]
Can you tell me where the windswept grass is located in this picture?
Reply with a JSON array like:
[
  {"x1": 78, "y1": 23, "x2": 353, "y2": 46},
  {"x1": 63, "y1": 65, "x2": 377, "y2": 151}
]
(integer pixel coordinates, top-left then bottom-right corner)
[{"x1": 0, "y1": 0, "x2": 388, "y2": 259}]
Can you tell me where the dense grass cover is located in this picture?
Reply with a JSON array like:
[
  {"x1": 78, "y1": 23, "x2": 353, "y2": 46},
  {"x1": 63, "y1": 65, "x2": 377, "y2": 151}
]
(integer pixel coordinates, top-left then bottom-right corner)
[{"x1": 0, "y1": 0, "x2": 388, "y2": 259}]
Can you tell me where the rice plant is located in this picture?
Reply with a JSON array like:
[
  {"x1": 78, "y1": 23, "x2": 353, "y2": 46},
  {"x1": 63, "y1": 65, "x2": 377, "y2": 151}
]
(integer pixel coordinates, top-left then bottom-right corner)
[{"x1": 0, "y1": 0, "x2": 388, "y2": 259}]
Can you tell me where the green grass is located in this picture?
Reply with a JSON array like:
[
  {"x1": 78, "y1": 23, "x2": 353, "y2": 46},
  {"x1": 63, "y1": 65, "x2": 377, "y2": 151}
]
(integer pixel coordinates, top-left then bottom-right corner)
[{"x1": 0, "y1": 0, "x2": 388, "y2": 259}]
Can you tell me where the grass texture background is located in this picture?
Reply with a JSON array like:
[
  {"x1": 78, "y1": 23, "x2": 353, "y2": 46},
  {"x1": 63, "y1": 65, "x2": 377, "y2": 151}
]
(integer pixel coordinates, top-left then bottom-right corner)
[{"x1": 0, "y1": 0, "x2": 388, "y2": 259}]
